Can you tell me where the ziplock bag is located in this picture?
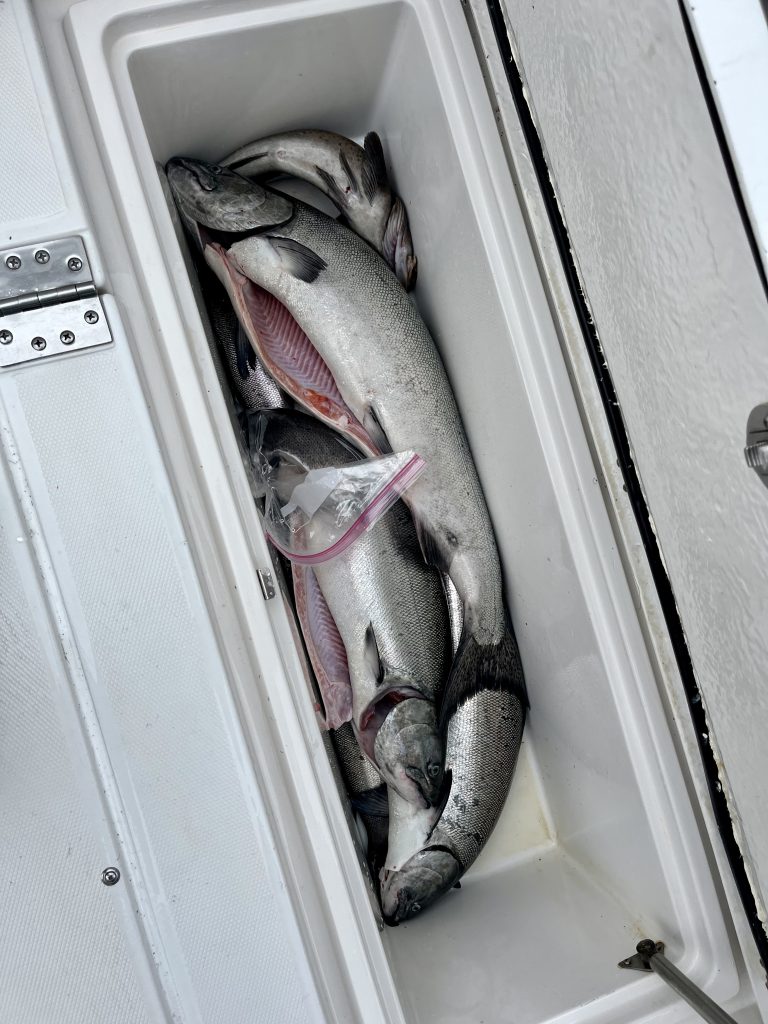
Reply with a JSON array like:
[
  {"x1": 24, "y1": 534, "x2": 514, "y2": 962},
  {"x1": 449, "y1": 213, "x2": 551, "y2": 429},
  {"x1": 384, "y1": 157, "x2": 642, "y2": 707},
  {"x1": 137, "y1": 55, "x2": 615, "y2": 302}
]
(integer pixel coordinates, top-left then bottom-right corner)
[{"x1": 251, "y1": 431, "x2": 425, "y2": 564}]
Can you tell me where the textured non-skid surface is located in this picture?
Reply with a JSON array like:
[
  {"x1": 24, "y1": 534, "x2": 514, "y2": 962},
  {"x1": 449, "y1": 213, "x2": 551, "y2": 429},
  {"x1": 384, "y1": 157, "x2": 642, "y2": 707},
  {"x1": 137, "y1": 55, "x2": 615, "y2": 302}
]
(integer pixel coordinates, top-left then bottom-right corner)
[
  {"x1": 0, "y1": 460, "x2": 159, "y2": 1024},
  {"x1": 0, "y1": 4, "x2": 65, "y2": 227},
  {"x1": 502, "y1": 0, "x2": 768, "y2": 916},
  {"x1": 10, "y1": 350, "x2": 316, "y2": 1024}
]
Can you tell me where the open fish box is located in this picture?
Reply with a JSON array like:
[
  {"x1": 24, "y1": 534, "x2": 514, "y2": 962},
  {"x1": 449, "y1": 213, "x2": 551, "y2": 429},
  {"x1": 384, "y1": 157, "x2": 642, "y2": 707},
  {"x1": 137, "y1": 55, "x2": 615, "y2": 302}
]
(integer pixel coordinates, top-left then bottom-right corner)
[{"x1": 5, "y1": 0, "x2": 745, "y2": 1021}]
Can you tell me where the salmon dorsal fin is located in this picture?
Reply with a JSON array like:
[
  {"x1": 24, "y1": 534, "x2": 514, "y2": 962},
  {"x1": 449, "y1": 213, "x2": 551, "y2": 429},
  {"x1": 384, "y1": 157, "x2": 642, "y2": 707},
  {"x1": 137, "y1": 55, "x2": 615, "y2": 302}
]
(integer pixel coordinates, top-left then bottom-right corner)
[{"x1": 362, "y1": 132, "x2": 388, "y2": 203}]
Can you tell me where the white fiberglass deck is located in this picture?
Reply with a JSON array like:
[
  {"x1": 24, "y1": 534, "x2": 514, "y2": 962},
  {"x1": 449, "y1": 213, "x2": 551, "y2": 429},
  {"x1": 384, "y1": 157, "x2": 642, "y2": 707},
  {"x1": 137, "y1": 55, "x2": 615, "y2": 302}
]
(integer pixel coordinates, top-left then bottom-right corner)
[{"x1": 1, "y1": 0, "x2": 740, "y2": 1021}]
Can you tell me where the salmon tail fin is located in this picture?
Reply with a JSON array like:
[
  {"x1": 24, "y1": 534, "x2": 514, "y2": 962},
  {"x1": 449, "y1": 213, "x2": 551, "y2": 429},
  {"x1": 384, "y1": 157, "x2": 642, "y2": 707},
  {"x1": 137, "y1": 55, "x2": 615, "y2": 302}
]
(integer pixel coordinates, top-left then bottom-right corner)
[{"x1": 439, "y1": 619, "x2": 528, "y2": 733}]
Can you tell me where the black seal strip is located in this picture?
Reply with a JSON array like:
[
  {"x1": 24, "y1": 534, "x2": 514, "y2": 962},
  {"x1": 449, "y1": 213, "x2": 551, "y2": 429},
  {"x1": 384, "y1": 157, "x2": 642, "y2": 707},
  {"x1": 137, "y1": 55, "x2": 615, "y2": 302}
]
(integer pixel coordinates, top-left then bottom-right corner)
[{"x1": 484, "y1": 0, "x2": 768, "y2": 973}]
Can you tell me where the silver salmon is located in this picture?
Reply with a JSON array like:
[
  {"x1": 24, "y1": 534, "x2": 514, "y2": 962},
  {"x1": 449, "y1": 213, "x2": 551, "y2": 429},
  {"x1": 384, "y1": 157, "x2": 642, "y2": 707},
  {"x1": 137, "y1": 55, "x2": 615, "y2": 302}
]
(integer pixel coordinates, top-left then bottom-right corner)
[
  {"x1": 250, "y1": 409, "x2": 450, "y2": 808},
  {"x1": 168, "y1": 156, "x2": 377, "y2": 456},
  {"x1": 221, "y1": 129, "x2": 417, "y2": 290},
  {"x1": 380, "y1": 659, "x2": 527, "y2": 922}
]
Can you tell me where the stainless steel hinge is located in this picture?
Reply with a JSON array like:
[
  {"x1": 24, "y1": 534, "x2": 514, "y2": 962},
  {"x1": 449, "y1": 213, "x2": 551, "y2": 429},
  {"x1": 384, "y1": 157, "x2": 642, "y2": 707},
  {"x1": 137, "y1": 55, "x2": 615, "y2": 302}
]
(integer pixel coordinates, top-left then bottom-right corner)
[{"x1": 0, "y1": 237, "x2": 112, "y2": 368}]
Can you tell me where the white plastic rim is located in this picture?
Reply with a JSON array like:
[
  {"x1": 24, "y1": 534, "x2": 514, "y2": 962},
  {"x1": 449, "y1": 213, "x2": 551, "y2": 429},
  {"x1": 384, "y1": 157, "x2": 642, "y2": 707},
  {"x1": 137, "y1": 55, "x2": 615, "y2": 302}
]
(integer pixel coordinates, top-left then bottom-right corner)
[{"x1": 57, "y1": 1, "x2": 738, "y2": 1021}]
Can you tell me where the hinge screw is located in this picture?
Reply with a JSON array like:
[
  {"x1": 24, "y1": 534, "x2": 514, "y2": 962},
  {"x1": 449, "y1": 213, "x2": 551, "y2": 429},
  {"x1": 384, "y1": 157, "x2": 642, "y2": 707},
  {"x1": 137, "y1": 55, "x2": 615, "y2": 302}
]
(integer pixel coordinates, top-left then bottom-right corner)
[
  {"x1": 84, "y1": 309, "x2": 99, "y2": 325},
  {"x1": 34, "y1": 249, "x2": 50, "y2": 264},
  {"x1": 60, "y1": 331, "x2": 75, "y2": 345},
  {"x1": 31, "y1": 337, "x2": 46, "y2": 351},
  {"x1": 0, "y1": 330, "x2": 12, "y2": 345},
  {"x1": 101, "y1": 866, "x2": 120, "y2": 886},
  {"x1": 68, "y1": 256, "x2": 83, "y2": 272},
  {"x1": 5, "y1": 255, "x2": 21, "y2": 271}
]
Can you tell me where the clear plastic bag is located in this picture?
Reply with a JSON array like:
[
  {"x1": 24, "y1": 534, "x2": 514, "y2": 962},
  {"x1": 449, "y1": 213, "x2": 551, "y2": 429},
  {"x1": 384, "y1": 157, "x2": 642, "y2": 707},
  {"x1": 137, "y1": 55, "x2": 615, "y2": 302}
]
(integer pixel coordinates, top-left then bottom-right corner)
[{"x1": 253, "y1": 443, "x2": 425, "y2": 564}]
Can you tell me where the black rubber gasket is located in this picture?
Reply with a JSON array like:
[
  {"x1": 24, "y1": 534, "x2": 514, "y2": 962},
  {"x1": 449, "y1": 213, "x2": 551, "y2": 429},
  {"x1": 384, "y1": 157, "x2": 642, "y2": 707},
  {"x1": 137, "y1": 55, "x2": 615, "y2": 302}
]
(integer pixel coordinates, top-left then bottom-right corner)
[{"x1": 485, "y1": 0, "x2": 768, "y2": 974}]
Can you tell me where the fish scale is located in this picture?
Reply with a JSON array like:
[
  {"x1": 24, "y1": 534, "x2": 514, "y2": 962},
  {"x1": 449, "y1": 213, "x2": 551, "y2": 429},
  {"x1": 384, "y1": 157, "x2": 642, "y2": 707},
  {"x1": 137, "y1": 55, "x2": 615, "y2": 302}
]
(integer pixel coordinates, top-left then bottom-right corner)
[{"x1": 332, "y1": 722, "x2": 381, "y2": 797}]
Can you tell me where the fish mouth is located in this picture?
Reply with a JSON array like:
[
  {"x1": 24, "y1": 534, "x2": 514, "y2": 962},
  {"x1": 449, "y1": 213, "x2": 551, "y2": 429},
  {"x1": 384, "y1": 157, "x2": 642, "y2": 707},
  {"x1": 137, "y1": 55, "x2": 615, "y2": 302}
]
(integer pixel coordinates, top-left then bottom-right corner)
[
  {"x1": 168, "y1": 156, "x2": 220, "y2": 192},
  {"x1": 196, "y1": 222, "x2": 263, "y2": 252},
  {"x1": 404, "y1": 771, "x2": 431, "y2": 809},
  {"x1": 356, "y1": 686, "x2": 428, "y2": 762},
  {"x1": 404, "y1": 765, "x2": 442, "y2": 808}
]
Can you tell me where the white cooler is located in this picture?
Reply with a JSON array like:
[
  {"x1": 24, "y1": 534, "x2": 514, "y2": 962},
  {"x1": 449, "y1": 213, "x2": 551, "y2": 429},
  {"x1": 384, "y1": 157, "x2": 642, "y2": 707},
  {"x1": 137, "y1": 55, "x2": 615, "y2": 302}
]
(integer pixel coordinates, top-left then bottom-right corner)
[{"x1": 0, "y1": 1, "x2": 765, "y2": 1022}]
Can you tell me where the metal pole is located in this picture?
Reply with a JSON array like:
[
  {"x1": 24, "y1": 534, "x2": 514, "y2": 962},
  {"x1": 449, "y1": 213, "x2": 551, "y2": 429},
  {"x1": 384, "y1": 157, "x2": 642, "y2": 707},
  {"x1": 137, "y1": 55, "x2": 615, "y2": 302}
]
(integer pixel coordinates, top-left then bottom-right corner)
[{"x1": 618, "y1": 940, "x2": 737, "y2": 1024}]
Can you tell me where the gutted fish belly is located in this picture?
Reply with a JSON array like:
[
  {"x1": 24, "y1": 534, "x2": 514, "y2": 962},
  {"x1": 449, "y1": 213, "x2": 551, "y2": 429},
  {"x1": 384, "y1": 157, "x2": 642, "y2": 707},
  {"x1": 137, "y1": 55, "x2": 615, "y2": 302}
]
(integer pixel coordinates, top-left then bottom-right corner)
[
  {"x1": 206, "y1": 243, "x2": 378, "y2": 455},
  {"x1": 292, "y1": 563, "x2": 353, "y2": 730}
]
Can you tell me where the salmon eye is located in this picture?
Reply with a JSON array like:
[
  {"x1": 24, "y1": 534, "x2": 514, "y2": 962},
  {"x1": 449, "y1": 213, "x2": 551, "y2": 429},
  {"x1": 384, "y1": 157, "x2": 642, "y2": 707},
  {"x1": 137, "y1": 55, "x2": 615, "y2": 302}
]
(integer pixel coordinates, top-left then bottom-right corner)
[
  {"x1": 411, "y1": 903, "x2": 421, "y2": 914},
  {"x1": 427, "y1": 763, "x2": 440, "y2": 778}
]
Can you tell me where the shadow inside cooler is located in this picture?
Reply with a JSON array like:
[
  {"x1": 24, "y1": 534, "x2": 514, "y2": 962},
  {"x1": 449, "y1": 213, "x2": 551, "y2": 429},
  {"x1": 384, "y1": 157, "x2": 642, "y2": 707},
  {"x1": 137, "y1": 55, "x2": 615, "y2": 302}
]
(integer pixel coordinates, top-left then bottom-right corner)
[{"x1": 125, "y1": 4, "x2": 718, "y2": 1022}]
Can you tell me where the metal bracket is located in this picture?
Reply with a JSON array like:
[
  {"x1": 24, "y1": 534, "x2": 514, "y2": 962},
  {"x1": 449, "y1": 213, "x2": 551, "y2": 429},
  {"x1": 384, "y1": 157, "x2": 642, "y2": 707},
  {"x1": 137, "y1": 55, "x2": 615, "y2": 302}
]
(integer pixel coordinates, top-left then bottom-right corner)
[
  {"x1": 618, "y1": 939, "x2": 663, "y2": 972},
  {"x1": 0, "y1": 237, "x2": 112, "y2": 367},
  {"x1": 257, "y1": 568, "x2": 276, "y2": 601},
  {"x1": 618, "y1": 939, "x2": 737, "y2": 1024}
]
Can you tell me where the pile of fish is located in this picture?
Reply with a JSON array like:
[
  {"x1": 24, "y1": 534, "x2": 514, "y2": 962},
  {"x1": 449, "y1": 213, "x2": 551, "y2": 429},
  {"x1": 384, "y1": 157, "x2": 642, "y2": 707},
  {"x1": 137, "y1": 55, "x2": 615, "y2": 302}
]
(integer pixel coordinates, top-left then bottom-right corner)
[{"x1": 167, "y1": 129, "x2": 527, "y2": 924}]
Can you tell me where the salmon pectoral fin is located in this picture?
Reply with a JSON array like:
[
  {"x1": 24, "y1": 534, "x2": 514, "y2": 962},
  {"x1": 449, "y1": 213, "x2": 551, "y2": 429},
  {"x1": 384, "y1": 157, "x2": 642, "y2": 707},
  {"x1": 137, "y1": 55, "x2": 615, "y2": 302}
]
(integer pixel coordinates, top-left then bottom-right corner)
[
  {"x1": 293, "y1": 563, "x2": 353, "y2": 730},
  {"x1": 362, "y1": 404, "x2": 392, "y2": 454},
  {"x1": 314, "y1": 165, "x2": 348, "y2": 210},
  {"x1": 266, "y1": 236, "x2": 327, "y2": 283},
  {"x1": 412, "y1": 518, "x2": 454, "y2": 576},
  {"x1": 381, "y1": 196, "x2": 407, "y2": 267}
]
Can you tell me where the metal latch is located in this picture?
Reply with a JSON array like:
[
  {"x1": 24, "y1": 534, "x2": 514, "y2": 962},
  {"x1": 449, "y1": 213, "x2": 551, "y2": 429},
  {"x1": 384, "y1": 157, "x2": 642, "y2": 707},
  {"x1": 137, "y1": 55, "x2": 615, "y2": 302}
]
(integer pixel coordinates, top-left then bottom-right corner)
[
  {"x1": 0, "y1": 237, "x2": 112, "y2": 368},
  {"x1": 745, "y1": 402, "x2": 768, "y2": 488}
]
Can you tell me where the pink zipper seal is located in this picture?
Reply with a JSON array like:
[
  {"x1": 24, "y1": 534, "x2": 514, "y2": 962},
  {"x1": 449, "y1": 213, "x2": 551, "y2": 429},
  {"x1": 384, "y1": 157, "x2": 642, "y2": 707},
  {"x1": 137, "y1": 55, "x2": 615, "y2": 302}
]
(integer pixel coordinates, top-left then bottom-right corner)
[{"x1": 267, "y1": 452, "x2": 425, "y2": 564}]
